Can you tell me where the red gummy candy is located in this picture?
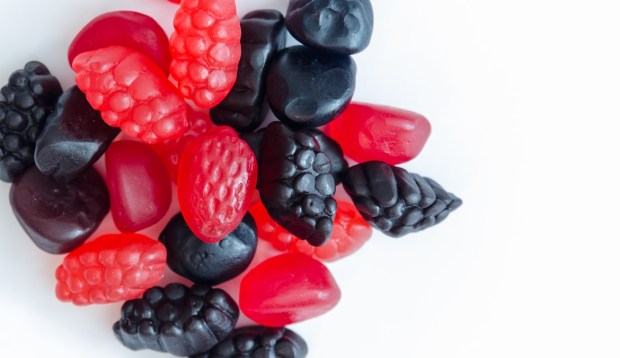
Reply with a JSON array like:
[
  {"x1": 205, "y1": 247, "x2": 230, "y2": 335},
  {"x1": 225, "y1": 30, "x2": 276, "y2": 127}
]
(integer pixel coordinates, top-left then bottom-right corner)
[
  {"x1": 240, "y1": 253, "x2": 341, "y2": 326},
  {"x1": 326, "y1": 102, "x2": 432, "y2": 165},
  {"x1": 55, "y1": 233, "x2": 166, "y2": 305},
  {"x1": 68, "y1": 11, "x2": 171, "y2": 74},
  {"x1": 250, "y1": 200, "x2": 372, "y2": 262},
  {"x1": 178, "y1": 126, "x2": 257, "y2": 243},
  {"x1": 169, "y1": 0, "x2": 242, "y2": 108},
  {"x1": 106, "y1": 141, "x2": 172, "y2": 233},
  {"x1": 151, "y1": 107, "x2": 214, "y2": 182},
  {"x1": 72, "y1": 46, "x2": 188, "y2": 144}
]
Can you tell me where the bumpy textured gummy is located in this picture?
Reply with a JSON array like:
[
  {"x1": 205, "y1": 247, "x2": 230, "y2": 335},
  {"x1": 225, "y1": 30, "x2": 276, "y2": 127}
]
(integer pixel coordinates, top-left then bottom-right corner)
[
  {"x1": 342, "y1": 161, "x2": 462, "y2": 237},
  {"x1": 34, "y1": 86, "x2": 119, "y2": 182},
  {"x1": 10, "y1": 166, "x2": 109, "y2": 254},
  {"x1": 169, "y1": 0, "x2": 242, "y2": 109},
  {"x1": 0, "y1": 61, "x2": 62, "y2": 182},
  {"x1": 68, "y1": 11, "x2": 171, "y2": 74},
  {"x1": 211, "y1": 10, "x2": 287, "y2": 131},
  {"x1": 286, "y1": 0, "x2": 374, "y2": 54},
  {"x1": 178, "y1": 126, "x2": 258, "y2": 243},
  {"x1": 190, "y1": 326, "x2": 308, "y2": 358},
  {"x1": 327, "y1": 102, "x2": 431, "y2": 165},
  {"x1": 240, "y1": 253, "x2": 341, "y2": 326},
  {"x1": 55, "y1": 233, "x2": 167, "y2": 305},
  {"x1": 159, "y1": 212, "x2": 257, "y2": 285},
  {"x1": 113, "y1": 283, "x2": 239, "y2": 356},
  {"x1": 72, "y1": 46, "x2": 188, "y2": 144},
  {"x1": 266, "y1": 45, "x2": 356, "y2": 128},
  {"x1": 250, "y1": 199, "x2": 371, "y2": 262},
  {"x1": 239, "y1": 129, "x2": 264, "y2": 170},
  {"x1": 259, "y1": 122, "x2": 338, "y2": 246}
]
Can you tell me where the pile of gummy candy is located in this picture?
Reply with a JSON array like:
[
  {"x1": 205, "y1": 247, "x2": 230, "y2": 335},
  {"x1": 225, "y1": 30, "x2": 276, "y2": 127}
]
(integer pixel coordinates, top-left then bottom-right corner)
[{"x1": 0, "y1": 0, "x2": 462, "y2": 356}]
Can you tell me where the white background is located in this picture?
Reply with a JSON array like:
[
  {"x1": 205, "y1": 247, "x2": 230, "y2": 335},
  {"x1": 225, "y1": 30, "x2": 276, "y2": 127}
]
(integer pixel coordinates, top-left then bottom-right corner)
[{"x1": 1, "y1": 0, "x2": 619, "y2": 357}]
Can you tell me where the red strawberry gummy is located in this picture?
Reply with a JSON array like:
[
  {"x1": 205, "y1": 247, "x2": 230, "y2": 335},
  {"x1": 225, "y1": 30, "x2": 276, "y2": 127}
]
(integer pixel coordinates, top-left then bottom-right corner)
[
  {"x1": 169, "y1": 0, "x2": 242, "y2": 108},
  {"x1": 178, "y1": 126, "x2": 257, "y2": 243},
  {"x1": 250, "y1": 199, "x2": 372, "y2": 262},
  {"x1": 106, "y1": 141, "x2": 172, "y2": 233},
  {"x1": 55, "y1": 233, "x2": 166, "y2": 306},
  {"x1": 240, "y1": 253, "x2": 341, "y2": 326},
  {"x1": 326, "y1": 102, "x2": 432, "y2": 165},
  {"x1": 68, "y1": 11, "x2": 171, "y2": 74},
  {"x1": 72, "y1": 46, "x2": 189, "y2": 144}
]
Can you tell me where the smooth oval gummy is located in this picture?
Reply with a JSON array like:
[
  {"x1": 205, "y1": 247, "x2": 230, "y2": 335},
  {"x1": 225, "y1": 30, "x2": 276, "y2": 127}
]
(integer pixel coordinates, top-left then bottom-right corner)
[
  {"x1": 105, "y1": 140, "x2": 172, "y2": 232},
  {"x1": 326, "y1": 102, "x2": 432, "y2": 165},
  {"x1": 10, "y1": 166, "x2": 109, "y2": 254},
  {"x1": 68, "y1": 11, "x2": 171, "y2": 74},
  {"x1": 239, "y1": 253, "x2": 341, "y2": 326}
]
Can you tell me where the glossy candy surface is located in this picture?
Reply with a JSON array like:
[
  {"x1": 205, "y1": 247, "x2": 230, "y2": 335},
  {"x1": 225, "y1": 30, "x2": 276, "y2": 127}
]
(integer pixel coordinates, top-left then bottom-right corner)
[
  {"x1": 240, "y1": 253, "x2": 341, "y2": 326},
  {"x1": 114, "y1": 283, "x2": 239, "y2": 356},
  {"x1": 68, "y1": 11, "x2": 171, "y2": 74},
  {"x1": 170, "y1": 0, "x2": 242, "y2": 109},
  {"x1": 327, "y1": 102, "x2": 432, "y2": 165},
  {"x1": 55, "y1": 233, "x2": 167, "y2": 305},
  {"x1": 266, "y1": 45, "x2": 356, "y2": 128},
  {"x1": 159, "y1": 212, "x2": 257, "y2": 285},
  {"x1": 286, "y1": 0, "x2": 374, "y2": 54},
  {"x1": 178, "y1": 126, "x2": 258, "y2": 243},
  {"x1": 106, "y1": 140, "x2": 172, "y2": 233},
  {"x1": 34, "y1": 86, "x2": 119, "y2": 182},
  {"x1": 211, "y1": 10, "x2": 287, "y2": 132},
  {"x1": 72, "y1": 46, "x2": 188, "y2": 144},
  {"x1": 10, "y1": 166, "x2": 109, "y2": 254}
]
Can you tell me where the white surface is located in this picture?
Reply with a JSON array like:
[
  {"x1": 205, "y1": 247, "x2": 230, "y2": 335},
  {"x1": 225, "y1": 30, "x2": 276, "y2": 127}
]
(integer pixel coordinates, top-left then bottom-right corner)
[{"x1": 1, "y1": 0, "x2": 620, "y2": 357}]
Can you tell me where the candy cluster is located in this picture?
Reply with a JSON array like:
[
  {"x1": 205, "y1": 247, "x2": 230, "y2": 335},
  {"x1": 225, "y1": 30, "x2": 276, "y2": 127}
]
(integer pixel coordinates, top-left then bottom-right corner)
[{"x1": 3, "y1": 0, "x2": 462, "y2": 356}]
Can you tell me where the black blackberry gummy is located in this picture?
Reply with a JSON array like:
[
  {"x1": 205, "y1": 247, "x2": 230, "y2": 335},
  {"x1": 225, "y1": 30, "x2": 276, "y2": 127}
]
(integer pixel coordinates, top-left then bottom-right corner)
[
  {"x1": 259, "y1": 122, "x2": 337, "y2": 246},
  {"x1": 342, "y1": 161, "x2": 462, "y2": 237},
  {"x1": 266, "y1": 45, "x2": 356, "y2": 128},
  {"x1": 113, "y1": 283, "x2": 240, "y2": 356},
  {"x1": 0, "y1": 61, "x2": 63, "y2": 182},
  {"x1": 190, "y1": 326, "x2": 308, "y2": 358},
  {"x1": 34, "y1": 86, "x2": 119, "y2": 182},
  {"x1": 211, "y1": 10, "x2": 287, "y2": 132},
  {"x1": 159, "y1": 212, "x2": 258, "y2": 286},
  {"x1": 286, "y1": 0, "x2": 374, "y2": 55}
]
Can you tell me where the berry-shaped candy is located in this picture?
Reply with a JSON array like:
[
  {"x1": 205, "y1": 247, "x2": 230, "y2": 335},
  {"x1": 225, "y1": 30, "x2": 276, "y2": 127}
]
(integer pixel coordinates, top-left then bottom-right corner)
[
  {"x1": 72, "y1": 46, "x2": 188, "y2": 144},
  {"x1": 10, "y1": 166, "x2": 109, "y2": 254},
  {"x1": 55, "y1": 233, "x2": 166, "y2": 305},
  {"x1": 259, "y1": 122, "x2": 337, "y2": 247},
  {"x1": 159, "y1": 212, "x2": 257, "y2": 285},
  {"x1": 239, "y1": 129, "x2": 264, "y2": 169},
  {"x1": 34, "y1": 86, "x2": 119, "y2": 182},
  {"x1": 250, "y1": 199, "x2": 371, "y2": 262},
  {"x1": 266, "y1": 45, "x2": 356, "y2": 128},
  {"x1": 211, "y1": 10, "x2": 287, "y2": 132},
  {"x1": 342, "y1": 161, "x2": 462, "y2": 237},
  {"x1": 240, "y1": 253, "x2": 341, "y2": 326},
  {"x1": 106, "y1": 140, "x2": 172, "y2": 233},
  {"x1": 178, "y1": 126, "x2": 258, "y2": 243},
  {"x1": 68, "y1": 11, "x2": 171, "y2": 74},
  {"x1": 0, "y1": 61, "x2": 62, "y2": 182},
  {"x1": 169, "y1": 0, "x2": 242, "y2": 109},
  {"x1": 327, "y1": 102, "x2": 431, "y2": 165},
  {"x1": 286, "y1": 0, "x2": 374, "y2": 55},
  {"x1": 190, "y1": 326, "x2": 308, "y2": 358},
  {"x1": 113, "y1": 283, "x2": 239, "y2": 356}
]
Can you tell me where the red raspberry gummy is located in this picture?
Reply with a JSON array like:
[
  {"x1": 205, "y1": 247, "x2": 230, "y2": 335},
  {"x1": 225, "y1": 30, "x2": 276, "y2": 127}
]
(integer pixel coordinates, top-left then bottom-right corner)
[
  {"x1": 106, "y1": 141, "x2": 172, "y2": 233},
  {"x1": 326, "y1": 102, "x2": 431, "y2": 165},
  {"x1": 169, "y1": 0, "x2": 242, "y2": 108},
  {"x1": 240, "y1": 253, "x2": 341, "y2": 326},
  {"x1": 72, "y1": 46, "x2": 189, "y2": 144},
  {"x1": 55, "y1": 233, "x2": 166, "y2": 305},
  {"x1": 250, "y1": 199, "x2": 372, "y2": 262},
  {"x1": 178, "y1": 126, "x2": 257, "y2": 243}
]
